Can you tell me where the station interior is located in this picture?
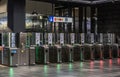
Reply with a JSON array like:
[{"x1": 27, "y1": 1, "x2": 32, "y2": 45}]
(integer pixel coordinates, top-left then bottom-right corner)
[{"x1": 0, "y1": 0, "x2": 120, "y2": 77}]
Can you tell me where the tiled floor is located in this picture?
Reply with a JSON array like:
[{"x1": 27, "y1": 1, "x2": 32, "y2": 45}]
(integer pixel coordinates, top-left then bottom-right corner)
[{"x1": 0, "y1": 58, "x2": 120, "y2": 77}]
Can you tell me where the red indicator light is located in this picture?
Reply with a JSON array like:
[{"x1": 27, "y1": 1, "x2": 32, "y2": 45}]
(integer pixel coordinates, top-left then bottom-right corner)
[
  {"x1": 117, "y1": 58, "x2": 120, "y2": 64},
  {"x1": 109, "y1": 59, "x2": 112, "y2": 68},
  {"x1": 100, "y1": 60, "x2": 104, "y2": 69},
  {"x1": 90, "y1": 61, "x2": 94, "y2": 69}
]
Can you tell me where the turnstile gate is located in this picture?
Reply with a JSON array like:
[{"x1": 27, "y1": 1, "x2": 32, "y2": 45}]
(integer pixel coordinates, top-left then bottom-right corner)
[
  {"x1": 103, "y1": 44, "x2": 119, "y2": 59},
  {"x1": 118, "y1": 46, "x2": 120, "y2": 58},
  {"x1": 18, "y1": 48, "x2": 29, "y2": 66},
  {"x1": 2, "y1": 47, "x2": 18, "y2": 67},
  {"x1": 94, "y1": 44, "x2": 104, "y2": 60},
  {"x1": 62, "y1": 45, "x2": 74, "y2": 62},
  {"x1": 73, "y1": 44, "x2": 84, "y2": 61},
  {"x1": 111, "y1": 44, "x2": 119, "y2": 58},
  {"x1": 103, "y1": 45, "x2": 112, "y2": 59},
  {"x1": 29, "y1": 46, "x2": 35, "y2": 65},
  {"x1": 49, "y1": 45, "x2": 62, "y2": 63},
  {"x1": 0, "y1": 47, "x2": 3, "y2": 64},
  {"x1": 35, "y1": 45, "x2": 49, "y2": 64},
  {"x1": 84, "y1": 44, "x2": 94, "y2": 61}
]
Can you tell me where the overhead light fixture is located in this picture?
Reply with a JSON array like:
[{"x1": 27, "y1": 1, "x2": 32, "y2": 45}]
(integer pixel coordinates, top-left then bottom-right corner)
[{"x1": 57, "y1": 0, "x2": 120, "y2": 4}]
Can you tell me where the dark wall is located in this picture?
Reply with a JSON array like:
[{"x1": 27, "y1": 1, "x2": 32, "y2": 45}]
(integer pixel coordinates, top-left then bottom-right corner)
[
  {"x1": 7, "y1": 0, "x2": 25, "y2": 32},
  {"x1": 97, "y1": 3, "x2": 120, "y2": 33}
]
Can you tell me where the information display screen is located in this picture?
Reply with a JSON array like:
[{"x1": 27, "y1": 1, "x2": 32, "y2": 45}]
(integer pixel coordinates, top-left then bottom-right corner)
[{"x1": 11, "y1": 50, "x2": 17, "y2": 53}]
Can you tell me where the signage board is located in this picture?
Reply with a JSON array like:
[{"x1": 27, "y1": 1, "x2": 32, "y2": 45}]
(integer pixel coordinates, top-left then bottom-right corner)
[
  {"x1": 70, "y1": 33, "x2": 75, "y2": 44},
  {"x1": 48, "y1": 33, "x2": 52, "y2": 44},
  {"x1": 60, "y1": 33, "x2": 64, "y2": 44},
  {"x1": 91, "y1": 33, "x2": 94, "y2": 43},
  {"x1": 11, "y1": 33, "x2": 16, "y2": 47},
  {"x1": 35, "y1": 33, "x2": 40, "y2": 45},
  {"x1": 49, "y1": 16, "x2": 73, "y2": 23},
  {"x1": 81, "y1": 33, "x2": 85, "y2": 44},
  {"x1": 100, "y1": 33, "x2": 103, "y2": 43}
]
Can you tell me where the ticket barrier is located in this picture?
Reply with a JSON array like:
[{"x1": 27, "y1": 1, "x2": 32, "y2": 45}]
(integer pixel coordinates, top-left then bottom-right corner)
[
  {"x1": 94, "y1": 44, "x2": 104, "y2": 60},
  {"x1": 118, "y1": 46, "x2": 120, "y2": 58},
  {"x1": 2, "y1": 47, "x2": 36, "y2": 66},
  {"x1": 2, "y1": 47, "x2": 18, "y2": 67},
  {"x1": 0, "y1": 46, "x2": 3, "y2": 64},
  {"x1": 35, "y1": 45, "x2": 49, "y2": 64},
  {"x1": 73, "y1": 44, "x2": 84, "y2": 61},
  {"x1": 111, "y1": 44, "x2": 119, "y2": 58},
  {"x1": 62, "y1": 45, "x2": 74, "y2": 63},
  {"x1": 49, "y1": 46, "x2": 54, "y2": 63},
  {"x1": 84, "y1": 44, "x2": 94, "y2": 61},
  {"x1": 29, "y1": 46, "x2": 36, "y2": 65},
  {"x1": 35, "y1": 45, "x2": 40, "y2": 64},
  {"x1": 49, "y1": 45, "x2": 62, "y2": 63},
  {"x1": 103, "y1": 45, "x2": 112, "y2": 59},
  {"x1": 18, "y1": 48, "x2": 29, "y2": 66},
  {"x1": 0, "y1": 51, "x2": 2, "y2": 64}
]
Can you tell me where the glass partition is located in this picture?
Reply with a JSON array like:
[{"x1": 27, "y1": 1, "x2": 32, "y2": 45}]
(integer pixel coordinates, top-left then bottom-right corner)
[
  {"x1": 0, "y1": 13, "x2": 11, "y2": 32},
  {"x1": 0, "y1": 13, "x2": 49, "y2": 32},
  {"x1": 26, "y1": 14, "x2": 49, "y2": 32}
]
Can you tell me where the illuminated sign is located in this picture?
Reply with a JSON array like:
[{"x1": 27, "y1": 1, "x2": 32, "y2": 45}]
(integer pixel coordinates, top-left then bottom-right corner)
[
  {"x1": 11, "y1": 33, "x2": 16, "y2": 47},
  {"x1": 48, "y1": 33, "x2": 52, "y2": 44},
  {"x1": 11, "y1": 50, "x2": 17, "y2": 53},
  {"x1": 70, "y1": 33, "x2": 75, "y2": 44},
  {"x1": 48, "y1": 16, "x2": 54, "y2": 22},
  {"x1": 49, "y1": 16, "x2": 73, "y2": 23},
  {"x1": 35, "y1": 33, "x2": 40, "y2": 45},
  {"x1": 60, "y1": 33, "x2": 64, "y2": 44}
]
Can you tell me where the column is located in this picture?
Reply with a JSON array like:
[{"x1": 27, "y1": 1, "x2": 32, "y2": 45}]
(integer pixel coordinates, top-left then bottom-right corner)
[{"x1": 7, "y1": 0, "x2": 26, "y2": 32}]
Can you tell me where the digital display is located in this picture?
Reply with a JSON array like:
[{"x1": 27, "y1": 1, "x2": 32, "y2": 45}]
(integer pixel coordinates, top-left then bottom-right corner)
[
  {"x1": 60, "y1": 33, "x2": 64, "y2": 44},
  {"x1": 48, "y1": 33, "x2": 52, "y2": 44},
  {"x1": 11, "y1": 33, "x2": 16, "y2": 47},
  {"x1": 48, "y1": 16, "x2": 54, "y2": 22},
  {"x1": 11, "y1": 50, "x2": 17, "y2": 53}
]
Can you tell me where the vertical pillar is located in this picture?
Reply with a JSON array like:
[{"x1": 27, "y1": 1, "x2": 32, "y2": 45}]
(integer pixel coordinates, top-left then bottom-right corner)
[
  {"x1": 58, "y1": 9, "x2": 63, "y2": 32},
  {"x1": 91, "y1": 7, "x2": 96, "y2": 33},
  {"x1": 72, "y1": 8, "x2": 75, "y2": 33},
  {"x1": 79, "y1": 7, "x2": 83, "y2": 33},
  {"x1": 84, "y1": 7, "x2": 87, "y2": 33},
  {"x1": 7, "y1": 0, "x2": 25, "y2": 32},
  {"x1": 68, "y1": 7, "x2": 72, "y2": 33}
]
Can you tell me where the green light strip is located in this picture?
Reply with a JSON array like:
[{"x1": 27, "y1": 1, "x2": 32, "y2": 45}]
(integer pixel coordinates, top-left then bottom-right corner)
[
  {"x1": 10, "y1": 55, "x2": 12, "y2": 66},
  {"x1": 44, "y1": 65, "x2": 48, "y2": 77},
  {"x1": 69, "y1": 63, "x2": 73, "y2": 71},
  {"x1": 57, "y1": 64, "x2": 61, "y2": 73},
  {"x1": 44, "y1": 52, "x2": 46, "y2": 64},
  {"x1": 69, "y1": 50, "x2": 72, "y2": 62},
  {"x1": 81, "y1": 51, "x2": 83, "y2": 61},
  {"x1": 35, "y1": 47, "x2": 39, "y2": 61},
  {"x1": 79, "y1": 62, "x2": 84, "y2": 71},
  {"x1": 9, "y1": 68, "x2": 14, "y2": 77},
  {"x1": 57, "y1": 51, "x2": 60, "y2": 62},
  {"x1": 80, "y1": 62, "x2": 83, "y2": 68}
]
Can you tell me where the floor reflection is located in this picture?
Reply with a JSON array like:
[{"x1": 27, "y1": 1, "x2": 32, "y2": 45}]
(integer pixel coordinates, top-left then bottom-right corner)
[{"x1": 0, "y1": 59, "x2": 120, "y2": 77}]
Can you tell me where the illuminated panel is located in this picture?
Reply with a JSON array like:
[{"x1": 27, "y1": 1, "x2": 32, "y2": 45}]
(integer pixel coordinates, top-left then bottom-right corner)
[
  {"x1": 9, "y1": 68, "x2": 14, "y2": 77},
  {"x1": 80, "y1": 62, "x2": 83, "y2": 68},
  {"x1": 57, "y1": 0, "x2": 120, "y2": 4},
  {"x1": 90, "y1": 61, "x2": 94, "y2": 69},
  {"x1": 109, "y1": 59, "x2": 112, "y2": 68},
  {"x1": 44, "y1": 65, "x2": 48, "y2": 77},
  {"x1": 99, "y1": 60, "x2": 104, "y2": 69},
  {"x1": 57, "y1": 64, "x2": 61, "y2": 73},
  {"x1": 117, "y1": 58, "x2": 120, "y2": 65},
  {"x1": 69, "y1": 63, "x2": 73, "y2": 71}
]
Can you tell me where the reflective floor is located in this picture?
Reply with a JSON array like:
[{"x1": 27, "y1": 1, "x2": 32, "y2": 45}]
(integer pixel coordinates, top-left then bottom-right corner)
[{"x1": 0, "y1": 58, "x2": 120, "y2": 77}]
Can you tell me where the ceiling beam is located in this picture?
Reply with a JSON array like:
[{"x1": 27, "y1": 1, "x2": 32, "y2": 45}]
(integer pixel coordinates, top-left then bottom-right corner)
[{"x1": 31, "y1": 0, "x2": 120, "y2": 4}]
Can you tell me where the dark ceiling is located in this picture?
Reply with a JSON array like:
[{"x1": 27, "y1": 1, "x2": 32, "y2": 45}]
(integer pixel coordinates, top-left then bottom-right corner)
[{"x1": 32, "y1": 0, "x2": 120, "y2": 4}]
